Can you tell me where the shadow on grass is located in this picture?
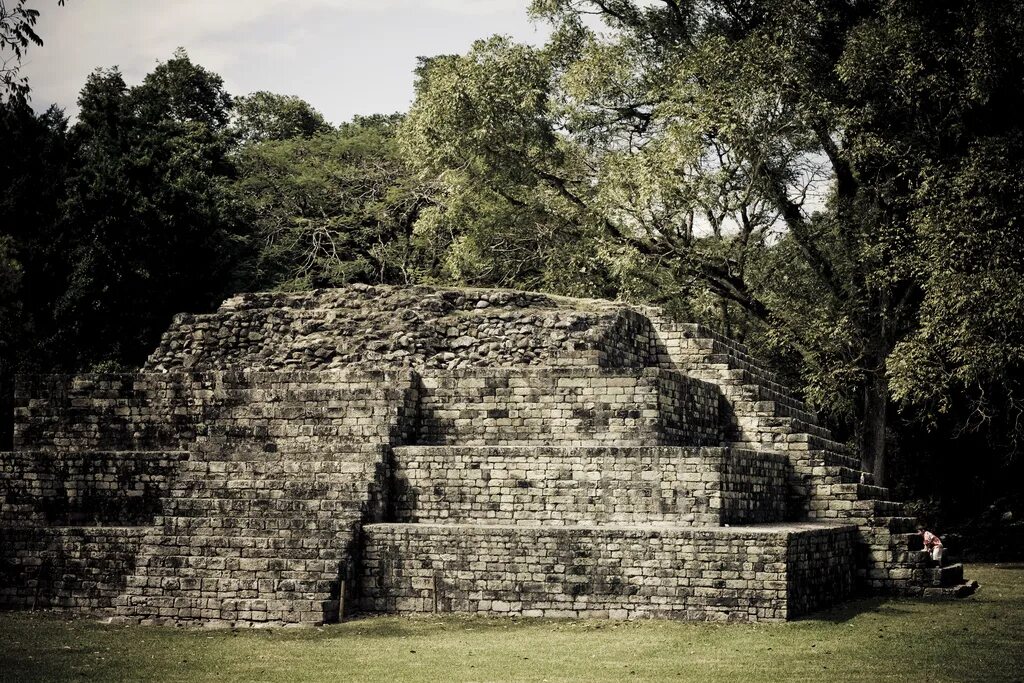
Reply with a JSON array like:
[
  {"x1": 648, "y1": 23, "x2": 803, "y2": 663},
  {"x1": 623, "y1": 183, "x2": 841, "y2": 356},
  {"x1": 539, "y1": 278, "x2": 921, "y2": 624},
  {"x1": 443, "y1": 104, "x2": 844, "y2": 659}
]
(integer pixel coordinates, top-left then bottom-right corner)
[
  {"x1": 794, "y1": 596, "x2": 896, "y2": 624},
  {"x1": 792, "y1": 591, "x2": 956, "y2": 625}
]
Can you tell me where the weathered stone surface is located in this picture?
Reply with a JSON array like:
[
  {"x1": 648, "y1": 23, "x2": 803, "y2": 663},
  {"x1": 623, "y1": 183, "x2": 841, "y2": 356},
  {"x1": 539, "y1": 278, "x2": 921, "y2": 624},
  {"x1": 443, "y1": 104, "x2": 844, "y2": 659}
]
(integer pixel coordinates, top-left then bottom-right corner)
[
  {"x1": 0, "y1": 284, "x2": 973, "y2": 625},
  {"x1": 416, "y1": 368, "x2": 721, "y2": 447},
  {"x1": 0, "y1": 526, "x2": 146, "y2": 612},
  {"x1": 144, "y1": 286, "x2": 656, "y2": 372},
  {"x1": 393, "y1": 446, "x2": 787, "y2": 527},
  {"x1": 359, "y1": 522, "x2": 856, "y2": 622},
  {"x1": 0, "y1": 450, "x2": 186, "y2": 526}
]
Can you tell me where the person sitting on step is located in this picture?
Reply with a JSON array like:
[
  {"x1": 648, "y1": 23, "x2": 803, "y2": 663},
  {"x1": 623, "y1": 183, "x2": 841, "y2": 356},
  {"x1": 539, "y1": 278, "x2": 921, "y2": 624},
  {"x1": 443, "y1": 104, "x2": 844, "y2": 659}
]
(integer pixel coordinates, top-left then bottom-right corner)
[{"x1": 918, "y1": 526, "x2": 946, "y2": 566}]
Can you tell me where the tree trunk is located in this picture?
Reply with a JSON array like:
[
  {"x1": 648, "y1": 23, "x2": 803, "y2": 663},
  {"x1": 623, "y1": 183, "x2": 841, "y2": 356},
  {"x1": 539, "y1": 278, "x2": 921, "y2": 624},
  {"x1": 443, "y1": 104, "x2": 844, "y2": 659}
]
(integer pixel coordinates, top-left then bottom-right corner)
[{"x1": 861, "y1": 366, "x2": 888, "y2": 486}]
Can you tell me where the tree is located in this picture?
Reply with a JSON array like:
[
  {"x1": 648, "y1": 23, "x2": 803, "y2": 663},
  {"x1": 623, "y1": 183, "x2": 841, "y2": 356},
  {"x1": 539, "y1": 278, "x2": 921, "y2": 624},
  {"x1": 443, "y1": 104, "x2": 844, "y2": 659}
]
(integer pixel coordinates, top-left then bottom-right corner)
[
  {"x1": 0, "y1": 96, "x2": 70, "y2": 448},
  {"x1": 0, "y1": 0, "x2": 63, "y2": 100},
  {"x1": 230, "y1": 91, "x2": 332, "y2": 145},
  {"x1": 229, "y1": 114, "x2": 431, "y2": 290},
  {"x1": 56, "y1": 51, "x2": 238, "y2": 367},
  {"x1": 405, "y1": 1, "x2": 1024, "y2": 484},
  {"x1": 401, "y1": 40, "x2": 620, "y2": 298}
]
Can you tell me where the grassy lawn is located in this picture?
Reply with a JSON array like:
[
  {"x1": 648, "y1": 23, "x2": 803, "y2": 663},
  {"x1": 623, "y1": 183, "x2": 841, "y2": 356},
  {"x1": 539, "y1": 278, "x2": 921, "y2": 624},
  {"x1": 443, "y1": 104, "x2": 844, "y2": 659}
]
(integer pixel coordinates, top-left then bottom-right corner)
[{"x1": 0, "y1": 564, "x2": 1021, "y2": 683}]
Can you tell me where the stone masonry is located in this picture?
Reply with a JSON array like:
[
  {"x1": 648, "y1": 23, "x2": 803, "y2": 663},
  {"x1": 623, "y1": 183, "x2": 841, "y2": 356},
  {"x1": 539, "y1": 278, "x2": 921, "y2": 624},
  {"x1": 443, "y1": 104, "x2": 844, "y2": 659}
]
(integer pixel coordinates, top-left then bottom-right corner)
[{"x1": 0, "y1": 284, "x2": 975, "y2": 625}]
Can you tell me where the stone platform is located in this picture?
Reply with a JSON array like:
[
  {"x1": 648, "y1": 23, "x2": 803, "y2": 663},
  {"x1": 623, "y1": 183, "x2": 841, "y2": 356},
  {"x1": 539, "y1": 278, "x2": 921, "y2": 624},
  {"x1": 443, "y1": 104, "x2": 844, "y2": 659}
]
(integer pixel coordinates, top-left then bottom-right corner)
[
  {"x1": 0, "y1": 285, "x2": 975, "y2": 625},
  {"x1": 360, "y1": 522, "x2": 856, "y2": 622}
]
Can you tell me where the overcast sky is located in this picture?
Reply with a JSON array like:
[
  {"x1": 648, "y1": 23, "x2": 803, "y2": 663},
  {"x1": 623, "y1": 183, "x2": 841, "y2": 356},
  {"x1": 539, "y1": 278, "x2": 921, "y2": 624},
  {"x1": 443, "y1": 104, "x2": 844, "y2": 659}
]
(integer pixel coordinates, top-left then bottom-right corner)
[{"x1": 20, "y1": 0, "x2": 549, "y2": 123}]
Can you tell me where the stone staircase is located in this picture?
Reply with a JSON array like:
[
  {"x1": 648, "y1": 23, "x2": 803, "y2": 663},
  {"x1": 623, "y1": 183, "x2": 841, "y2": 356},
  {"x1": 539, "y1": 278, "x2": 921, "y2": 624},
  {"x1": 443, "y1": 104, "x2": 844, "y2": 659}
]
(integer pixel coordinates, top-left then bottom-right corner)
[
  {"x1": 111, "y1": 378, "x2": 414, "y2": 626},
  {"x1": 644, "y1": 317, "x2": 974, "y2": 597},
  {"x1": 356, "y1": 365, "x2": 859, "y2": 622}
]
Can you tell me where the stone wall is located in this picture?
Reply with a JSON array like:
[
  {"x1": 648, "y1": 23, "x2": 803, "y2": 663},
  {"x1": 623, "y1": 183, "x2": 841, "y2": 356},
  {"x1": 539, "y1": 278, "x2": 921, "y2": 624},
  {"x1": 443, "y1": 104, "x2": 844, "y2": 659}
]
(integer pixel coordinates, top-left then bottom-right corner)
[
  {"x1": 0, "y1": 527, "x2": 146, "y2": 611},
  {"x1": 786, "y1": 525, "x2": 858, "y2": 615},
  {"x1": 718, "y1": 449, "x2": 792, "y2": 524},
  {"x1": 145, "y1": 285, "x2": 654, "y2": 372},
  {"x1": 0, "y1": 450, "x2": 186, "y2": 526},
  {"x1": 359, "y1": 522, "x2": 855, "y2": 622},
  {"x1": 640, "y1": 314, "x2": 963, "y2": 597},
  {"x1": 13, "y1": 374, "x2": 195, "y2": 452},
  {"x1": 5, "y1": 369, "x2": 421, "y2": 624},
  {"x1": 14, "y1": 370, "x2": 415, "y2": 453},
  {"x1": 0, "y1": 285, "x2": 968, "y2": 624},
  {"x1": 116, "y1": 369, "x2": 419, "y2": 625},
  {"x1": 393, "y1": 446, "x2": 787, "y2": 527},
  {"x1": 416, "y1": 368, "x2": 722, "y2": 447}
]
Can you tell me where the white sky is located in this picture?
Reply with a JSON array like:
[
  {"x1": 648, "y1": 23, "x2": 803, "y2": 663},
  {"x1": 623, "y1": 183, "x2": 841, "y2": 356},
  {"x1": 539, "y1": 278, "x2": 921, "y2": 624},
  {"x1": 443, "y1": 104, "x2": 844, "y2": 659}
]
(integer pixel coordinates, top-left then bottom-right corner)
[{"x1": 20, "y1": 0, "x2": 550, "y2": 123}]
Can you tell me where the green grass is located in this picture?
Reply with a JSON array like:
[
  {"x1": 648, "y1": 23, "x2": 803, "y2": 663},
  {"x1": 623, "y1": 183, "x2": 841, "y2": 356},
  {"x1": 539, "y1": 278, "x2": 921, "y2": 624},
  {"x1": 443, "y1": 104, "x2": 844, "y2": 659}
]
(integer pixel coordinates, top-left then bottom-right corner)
[{"x1": 1, "y1": 564, "x2": 1021, "y2": 682}]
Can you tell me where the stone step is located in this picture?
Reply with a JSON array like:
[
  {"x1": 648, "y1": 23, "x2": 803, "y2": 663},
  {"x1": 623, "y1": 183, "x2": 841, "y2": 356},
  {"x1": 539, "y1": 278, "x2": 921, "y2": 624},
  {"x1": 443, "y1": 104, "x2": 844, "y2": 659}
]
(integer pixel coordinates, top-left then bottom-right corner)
[
  {"x1": 699, "y1": 358, "x2": 797, "y2": 401},
  {"x1": 391, "y1": 445, "x2": 788, "y2": 527},
  {"x1": 928, "y1": 563, "x2": 965, "y2": 587},
  {"x1": 856, "y1": 484, "x2": 891, "y2": 500},
  {"x1": 182, "y1": 445, "x2": 389, "y2": 463},
  {"x1": 754, "y1": 416, "x2": 831, "y2": 440},
  {"x1": 135, "y1": 546, "x2": 348, "y2": 567},
  {"x1": 159, "y1": 497, "x2": 366, "y2": 517},
  {"x1": 176, "y1": 458, "x2": 378, "y2": 476},
  {"x1": 118, "y1": 591, "x2": 335, "y2": 625},
  {"x1": 830, "y1": 483, "x2": 892, "y2": 502},
  {"x1": 171, "y1": 470, "x2": 375, "y2": 488},
  {"x1": 171, "y1": 477, "x2": 374, "y2": 493},
  {"x1": 944, "y1": 580, "x2": 980, "y2": 598},
  {"x1": 164, "y1": 489, "x2": 373, "y2": 507},
  {"x1": 870, "y1": 516, "x2": 920, "y2": 534},
  {"x1": 800, "y1": 449, "x2": 865, "y2": 472},
  {"x1": 851, "y1": 499, "x2": 905, "y2": 517},
  {"x1": 727, "y1": 398, "x2": 821, "y2": 428},
  {"x1": 858, "y1": 528, "x2": 925, "y2": 551},
  {"x1": 781, "y1": 433, "x2": 857, "y2": 457},
  {"x1": 811, "y1": 465, "x2": 871, "y2": 486},
  {"x1": 650, "y1": 321, "x2": 763, "y2": 366},
  {"x1": 149, "y1": 512, "x2": 360, "y2": 531},
  {"x1": 358, "y1": 521, "x2": 858, "y2": 621}
]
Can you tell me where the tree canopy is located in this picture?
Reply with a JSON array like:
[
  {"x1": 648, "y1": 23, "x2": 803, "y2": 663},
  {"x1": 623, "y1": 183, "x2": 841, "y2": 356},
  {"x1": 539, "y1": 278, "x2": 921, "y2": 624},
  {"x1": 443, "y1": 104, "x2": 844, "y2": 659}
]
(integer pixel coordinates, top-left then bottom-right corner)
[
  {"x1": 394, "y1": 0, "x2": 1024, "y2": 484},
  {"x1": 230, "y1": 90, "x2": 333, "y2": 144}
]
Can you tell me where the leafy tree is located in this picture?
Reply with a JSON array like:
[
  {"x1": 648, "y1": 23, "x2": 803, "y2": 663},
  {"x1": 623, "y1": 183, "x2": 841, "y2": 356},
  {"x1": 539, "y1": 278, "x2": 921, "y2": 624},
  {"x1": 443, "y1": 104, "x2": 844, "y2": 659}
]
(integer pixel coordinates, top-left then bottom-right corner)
[
  {"x1": 0, "y1": 99, "x2": 69, "y2": 348},
  {"x1": 230, "y1": 91, "x2": 332, "y2": 145},
  {"x1": 401, "y1": 40, "x2": 620, "y2": 298},
  {"x1": 0, "y1": 0, "x2": 63, "y2": 100},
  {"x1": 0, "y1": 96, "x2": 70, "y2": 447},
  {"x1": 229, "y1": 114, "x2": 431, "y2": 290},
  {"x1": 57, "y1": 51, "x2": 237, "y2": 367},
  {"x1": 401, "y1": 0, "x2": 1021, "y2": 485}
]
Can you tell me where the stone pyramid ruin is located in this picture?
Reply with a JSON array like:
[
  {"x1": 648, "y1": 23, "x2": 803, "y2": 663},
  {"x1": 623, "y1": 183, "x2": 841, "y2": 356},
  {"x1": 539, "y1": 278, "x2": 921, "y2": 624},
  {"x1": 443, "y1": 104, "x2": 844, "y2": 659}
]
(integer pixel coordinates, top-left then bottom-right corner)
[{"x1": 0, "y1": 285, "x2": 975, "y2": 625}]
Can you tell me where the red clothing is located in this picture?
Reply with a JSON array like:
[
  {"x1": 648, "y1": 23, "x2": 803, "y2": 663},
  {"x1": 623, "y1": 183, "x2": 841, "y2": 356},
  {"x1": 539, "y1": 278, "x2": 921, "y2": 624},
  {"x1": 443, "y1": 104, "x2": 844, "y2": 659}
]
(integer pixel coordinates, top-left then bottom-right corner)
[{"x1": 922, "y1": 530, "x2": 943, "y2": 550}]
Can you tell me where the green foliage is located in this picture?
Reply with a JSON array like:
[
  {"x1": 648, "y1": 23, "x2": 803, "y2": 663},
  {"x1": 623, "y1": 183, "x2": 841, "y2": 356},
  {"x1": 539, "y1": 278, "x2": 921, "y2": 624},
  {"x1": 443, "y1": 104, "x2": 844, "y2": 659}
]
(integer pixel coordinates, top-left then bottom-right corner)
[
  {"x1": 132, "y1": 48, "x2": 232, "y2": 128},
  {"x1": 890, "y1": 134, "x2": 1024, "y2": 420},
  {"x1": 54, "y1": 51, "x2": 237, "y2": 367},
  {"x1": 514, "y1": 0, "x2": 1024, "y2": 480},
  {"x1": 0, "y1": 0, "x2": 64, "y2": 101},
  {"x1": 400, "y1": 38, "x2": 617, "y2": 298},
  {"x1": 0, "y1": 97, "x2": 70, "y2": 367},
  {"x1": 230, "y1": 91, "x2": 333, "y2": 144},
  {"x1": 229, "y1": 115, "x2": 429, "y2": 290}
]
